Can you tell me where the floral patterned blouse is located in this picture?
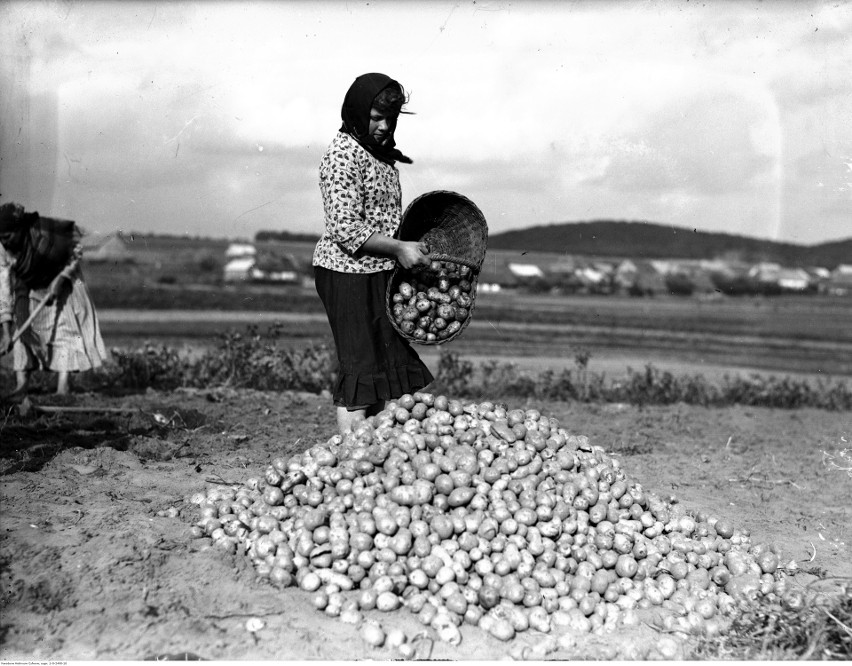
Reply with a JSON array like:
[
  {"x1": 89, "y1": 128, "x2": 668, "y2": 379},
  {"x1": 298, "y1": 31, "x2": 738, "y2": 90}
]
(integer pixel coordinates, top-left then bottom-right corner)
[
  {"x1": 0, "y1": 244, "x2": 14, "y2": 324},
  {"x1": 312, "y1": 131, "x2": 403, "y2": 274}
]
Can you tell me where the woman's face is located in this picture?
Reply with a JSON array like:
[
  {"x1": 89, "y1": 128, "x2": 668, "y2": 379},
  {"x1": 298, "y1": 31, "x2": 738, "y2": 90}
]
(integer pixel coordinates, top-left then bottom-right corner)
[{"x1": 368, "y1": 107, "x2": 397, "y2": 146}]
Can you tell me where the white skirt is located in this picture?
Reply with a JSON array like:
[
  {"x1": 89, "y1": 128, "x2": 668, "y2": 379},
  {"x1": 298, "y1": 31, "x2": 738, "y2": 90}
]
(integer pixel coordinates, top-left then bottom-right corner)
[{"x1": 13, "y1": 269, "x2": 109, "y2": 374}]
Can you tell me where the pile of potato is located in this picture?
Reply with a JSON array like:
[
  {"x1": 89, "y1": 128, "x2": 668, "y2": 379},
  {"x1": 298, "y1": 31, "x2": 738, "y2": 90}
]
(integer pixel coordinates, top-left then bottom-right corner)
[
  {"x1": 389, "y1": 261, "x2": 475, "y2": 342},
  {"x1": 191, "y1": 392, "x2": 790, "y2": 654}
]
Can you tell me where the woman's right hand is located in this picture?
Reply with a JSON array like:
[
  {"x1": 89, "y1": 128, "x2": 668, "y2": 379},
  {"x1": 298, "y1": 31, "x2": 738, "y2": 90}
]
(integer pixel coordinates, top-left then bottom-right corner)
[{"x1": 396, "y1": 241, "x2": 430, "y2": 270}]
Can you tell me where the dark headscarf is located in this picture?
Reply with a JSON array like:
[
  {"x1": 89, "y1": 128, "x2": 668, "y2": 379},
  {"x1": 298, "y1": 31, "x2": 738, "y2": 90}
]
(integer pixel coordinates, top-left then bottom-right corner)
[
  {"x1": 0, "y1": 202, "x2": 77, "y2": 289},
  {"x1": 340, "y1": 73, "x2": 412, "y2": 166}
]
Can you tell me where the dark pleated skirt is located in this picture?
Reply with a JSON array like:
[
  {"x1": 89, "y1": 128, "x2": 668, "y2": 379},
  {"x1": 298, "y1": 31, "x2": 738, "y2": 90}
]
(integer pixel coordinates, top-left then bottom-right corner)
[{"x1": 314, "y1": 266, "x2": 434, "y2": 409}]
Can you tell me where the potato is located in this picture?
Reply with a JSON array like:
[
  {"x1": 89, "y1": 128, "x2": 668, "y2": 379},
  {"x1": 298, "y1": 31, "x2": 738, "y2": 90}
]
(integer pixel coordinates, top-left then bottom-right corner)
[
  {"x1": 198, "y1": 391, "x2": 789, "y2": 648},
  {"x1": 391, "y1": 261, "x2": 476, "y2": 341}
]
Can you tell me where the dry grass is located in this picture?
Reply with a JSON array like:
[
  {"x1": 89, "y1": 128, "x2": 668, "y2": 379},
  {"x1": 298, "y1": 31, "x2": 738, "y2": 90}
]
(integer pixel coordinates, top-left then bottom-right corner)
[
  {"x1": 823, "y1": 447, "x2": 852, "y2": 479},
  {"x1": 692, "y1": 578, "x2": 852, "y2": 660}
]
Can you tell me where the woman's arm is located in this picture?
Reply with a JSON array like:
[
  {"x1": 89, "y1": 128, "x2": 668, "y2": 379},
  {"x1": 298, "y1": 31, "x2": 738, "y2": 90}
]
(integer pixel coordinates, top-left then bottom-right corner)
[
  {"x1": 0, "y1": 245, "x2": 14, "y2": 351},
  {"x1": 360, "y1": 233, "x2": 430, "y2": 269},
  {"x1": 45, "y1": 243, "x2": 83, "y2": 302},
  {"x1": 319, "y1": 140, "x2": 375, "y2": 255}
]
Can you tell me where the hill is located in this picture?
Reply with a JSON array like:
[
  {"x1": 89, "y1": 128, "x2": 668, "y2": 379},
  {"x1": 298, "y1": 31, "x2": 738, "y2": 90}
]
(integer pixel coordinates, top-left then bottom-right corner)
[{"x1": 487, "y1": 221, "x2": 852, "y2": 268}]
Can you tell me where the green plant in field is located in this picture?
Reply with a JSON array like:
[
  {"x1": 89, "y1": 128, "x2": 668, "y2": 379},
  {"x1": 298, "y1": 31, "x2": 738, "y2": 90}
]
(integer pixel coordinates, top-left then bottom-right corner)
[
  {"x1": 428, "y1": 349, "x2": 851, "y2": 410},
  {"x1": 86, "y1": 283, "x2": 326, "y2": 312},
  {"x1": 103, "y1": 343, "x2": 190, "y2": 390},
  {"x1": 535, "y1": 367, "x2": 578, "y2": 402},
  {"x1": 691, "y1": 579, "x2": 852, "y2": 660},
  {"x1": 479, "y1": 359, "x2": 535, "y2": 397},
  {"x1": 573, "y1": 348, "x2": 591, "y2": 401},
  {"x1": 435, "y1": 349, "x2": 475, "y2": 396},
  {"x1": 613, "y1": 365, "x2": 717, "y2": 407},
  {"x1": 720, "y1": 374, "x2": 852, "y2": 410},
  {"x1": 21, "y1": 330, "x2": 847, "y2": 410},
  {"x1": 89, "y1": 326, "x2": 335, "y2": 393},
  {"x1": 186, "y1": 324, "x2": 335, "y2": 391}
]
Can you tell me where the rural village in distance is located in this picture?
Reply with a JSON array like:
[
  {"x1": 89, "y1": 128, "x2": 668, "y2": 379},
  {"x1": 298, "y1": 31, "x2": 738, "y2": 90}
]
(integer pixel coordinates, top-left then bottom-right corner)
[{"x1": 78, "y1": 219, "x2": 852, "y2": 300}]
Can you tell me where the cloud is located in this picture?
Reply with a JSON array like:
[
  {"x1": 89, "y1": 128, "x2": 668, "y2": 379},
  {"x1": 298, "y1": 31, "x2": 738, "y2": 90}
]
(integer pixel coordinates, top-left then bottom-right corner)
[
  {"x1": 784, "y1": 150, "x2": 852, "y2": 242},
  {"x1": 57, "y1": 143, "x2": 321, "y2": 237},
  {"x1": 585, "y1": 88, "x2": 779, "y2": 198},
  {"x1": 2, "y1": 0, "x2": 849, "y2": 244}
]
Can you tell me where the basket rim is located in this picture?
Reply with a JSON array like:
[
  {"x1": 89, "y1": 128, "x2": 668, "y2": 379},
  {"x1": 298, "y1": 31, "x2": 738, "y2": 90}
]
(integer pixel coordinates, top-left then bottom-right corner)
[
  {"x1": 404, "y1": 188, "x2": 485, "y2": 211},
  {"x1": 399, "y1": 190, "x2": 488, "y2": 236}
]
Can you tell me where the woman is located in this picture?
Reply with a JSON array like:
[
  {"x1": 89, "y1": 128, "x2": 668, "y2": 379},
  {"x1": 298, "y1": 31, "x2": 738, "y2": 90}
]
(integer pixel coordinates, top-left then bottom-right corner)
[
  {"x1": 0, "y1": 202, "x2": 108, "y2": 399},
  {"x1": 313, "y1": 73, "x2": 433, "y2": 435}
]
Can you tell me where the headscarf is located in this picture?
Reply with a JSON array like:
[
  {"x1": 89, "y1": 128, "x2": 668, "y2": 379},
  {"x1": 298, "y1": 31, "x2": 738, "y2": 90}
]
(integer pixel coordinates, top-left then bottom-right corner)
[
  {"x1": 340, "y1": 73, "x2": 412, "y2": 166},
  {"x1": 0, "y1": 202, "x2": 77, "y2": 289}
]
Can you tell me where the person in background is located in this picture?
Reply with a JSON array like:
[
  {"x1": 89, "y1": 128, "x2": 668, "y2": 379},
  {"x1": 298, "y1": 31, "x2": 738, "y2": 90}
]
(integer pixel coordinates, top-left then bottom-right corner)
[
  {"x1": 312, "y1": 72, "x2": 433, "y2": 435},
  {"x1": 0, "y1": 202, "x2": 108, "y2": 399}
]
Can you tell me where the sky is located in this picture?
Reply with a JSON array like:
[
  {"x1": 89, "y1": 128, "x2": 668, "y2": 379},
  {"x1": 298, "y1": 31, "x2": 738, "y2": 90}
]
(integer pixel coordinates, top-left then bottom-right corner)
[{"x1": 1, "y1": 0, "x2": 850, "y2": 246}]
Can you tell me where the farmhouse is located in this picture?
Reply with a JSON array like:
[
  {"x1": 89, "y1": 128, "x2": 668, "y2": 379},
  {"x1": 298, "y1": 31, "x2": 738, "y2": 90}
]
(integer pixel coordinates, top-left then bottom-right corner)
[
  {"x1": 223, "y1": 242, "x2": 257, "y2": 282},
  {"x1": 253, "y1": 249, "x2": 300, "y2": 284},
  {"x1": 547, "y1": 258, "x2": 577, "y2": 275},
  {"x1": 777, "y1": 268, "x2": 812, "y2": 292},
  {"x1": 828, "y1": 264, "x2": 852, "y2": 296},
  {"x1": 683, "y1": 267, "x2": 717, "y2": 294},
  {"x1": 574, "y1": 264, "x2": 610, "y2": 293},
  {"x1": 508, "y1": 263, "x2": 545, "y2": 279},
  {"x1": 225, "y1": 242, "x2": 256, "y2": 259},
  {"x1": 79, "y1": 231, "x2": 134, "y2": 263},
  {"x1": 505, "y1": 263, "x2": 546, "y2": 291},
  {"x1": 222, "y1": 242, "x2": 299, "y2": 284},
  {"x1": 546, "y1": 258, "x2": 583, "y2": 291},
  {"x1": 223, "y1": 257, "x2": 256, "y2": 282},
  {"x1": 749, "y1": 262, "x2": 812, "y2": 293},
  {"x1": 614, "y1": 259, "x2": 667, "y2": 296}
]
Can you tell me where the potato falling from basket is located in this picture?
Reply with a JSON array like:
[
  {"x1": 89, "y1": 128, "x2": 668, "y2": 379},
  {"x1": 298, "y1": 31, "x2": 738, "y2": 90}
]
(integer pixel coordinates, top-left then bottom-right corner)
[{"x1": 387, "y1": 191, "x2": 488, "y2": 345}]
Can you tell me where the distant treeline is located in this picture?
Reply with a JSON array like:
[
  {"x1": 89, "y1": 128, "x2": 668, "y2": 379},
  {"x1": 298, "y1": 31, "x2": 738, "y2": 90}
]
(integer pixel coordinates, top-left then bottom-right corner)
[
  {"x1": 124, "y1": 231, "x2": 227, "y2": 243},
  {"x1": 488, "y1": 221, "x2": 852, "y2": 269},
  {"x1": 255, "y1": 230, "x2": 320, "y2": 243}
]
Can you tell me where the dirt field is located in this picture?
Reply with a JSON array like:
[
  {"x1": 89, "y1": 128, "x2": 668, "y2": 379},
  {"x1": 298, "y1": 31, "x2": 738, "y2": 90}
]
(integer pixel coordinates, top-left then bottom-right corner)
[{"x1": 1, "y1": 387, "x2": 849, "y2": 661}]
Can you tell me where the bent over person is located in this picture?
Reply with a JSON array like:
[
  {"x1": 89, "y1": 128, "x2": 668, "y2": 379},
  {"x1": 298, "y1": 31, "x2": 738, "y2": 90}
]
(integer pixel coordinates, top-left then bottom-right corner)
[
  {"x1": 312, "y1": 73, "x2": 434, "y2": 435},
  {"x1": 0, "y1": 202, "x2": 108, "y2": 399}
]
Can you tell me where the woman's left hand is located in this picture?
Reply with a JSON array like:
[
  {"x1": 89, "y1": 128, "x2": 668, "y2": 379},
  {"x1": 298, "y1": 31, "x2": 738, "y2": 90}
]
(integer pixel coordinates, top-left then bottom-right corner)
[{"x1": 396, "y1": 241, "x2": 430, "y2": 269}]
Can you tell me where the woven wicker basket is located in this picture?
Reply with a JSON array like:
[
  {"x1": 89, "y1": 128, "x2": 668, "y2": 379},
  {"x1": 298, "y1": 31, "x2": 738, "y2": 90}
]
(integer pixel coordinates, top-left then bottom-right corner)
[{"x1": 387, "y1": 190, "x2": 488, "y2": 345}]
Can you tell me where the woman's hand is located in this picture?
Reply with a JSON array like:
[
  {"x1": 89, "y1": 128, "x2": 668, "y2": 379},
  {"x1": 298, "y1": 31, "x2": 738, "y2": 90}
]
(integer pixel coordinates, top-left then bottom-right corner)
[
  {"x1": 396, "y1": 241, "x2": 430, "y2": 270},
  {"x1": 1, "y1": 322, "x2": 12, "y2": 354},
  {"x1": 359, "y1": 233, "x2": 430, "y2": 268}
]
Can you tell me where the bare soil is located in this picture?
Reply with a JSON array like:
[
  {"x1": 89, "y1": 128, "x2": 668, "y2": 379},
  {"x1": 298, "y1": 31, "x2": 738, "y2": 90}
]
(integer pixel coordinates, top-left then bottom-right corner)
[{"x1": 1, "y1": 388, "x2": 850, "y2": 661}]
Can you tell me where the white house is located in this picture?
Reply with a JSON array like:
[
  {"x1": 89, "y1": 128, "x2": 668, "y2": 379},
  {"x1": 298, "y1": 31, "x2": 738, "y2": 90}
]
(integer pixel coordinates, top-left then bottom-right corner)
[
  {"x1": 223, "y1": 256, "x2": 256, "y2": 282},
  {"x1": 828, "y1": 264, "x2": 852, "y2": 296},
  {"x1": 776, "y1": 268, "x2": 811, "y2": 292},
  {"x1": 508, "y1": 263, "x2": 545, "y2": 279},
  {"x1": 79, "y1": 231, "x2": 134, "y2": 262},
  {"x1": 225, "y1": 243, "x2": 256, "y2": 259},
  {"x1": 223, "y1": 242, "x2": 300, "y2": 284}
]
